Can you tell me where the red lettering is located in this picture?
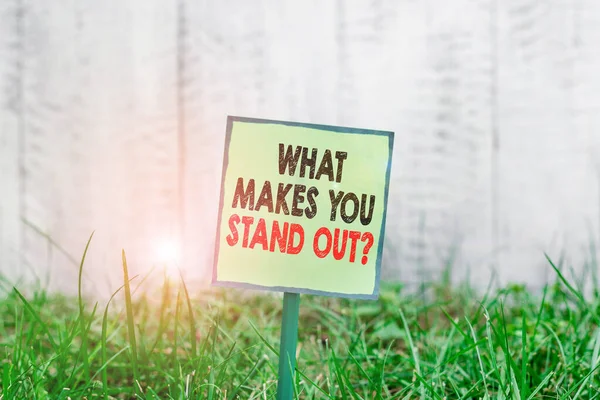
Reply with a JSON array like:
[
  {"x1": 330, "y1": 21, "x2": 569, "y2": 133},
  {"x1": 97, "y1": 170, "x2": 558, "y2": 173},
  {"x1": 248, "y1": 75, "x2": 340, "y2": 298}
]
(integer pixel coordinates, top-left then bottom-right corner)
[
  {"x1": 241, "y1": 216, "x2": 254, "y2": 248},
  {"x1": 313, "y1": 227, "x2": 332, "y2": 258},
  {"x1": 249, "y1": 218, "x2": 268, "y2": 250},
  {"x1": 286, "y1": 223, "x2": 305, "y2": 254},
  {"x1": 269, "y1": 221, "x2": 289, "y2": 253},
  {"x1": 348, "y1": 230, "x2": 361, "y2": 262},
  {"x1": 225, "y1": 214, "x2": 240, "y2": 246},
  {"x1": 332, "y1": 228, "x2": 348, "y2": 260}
]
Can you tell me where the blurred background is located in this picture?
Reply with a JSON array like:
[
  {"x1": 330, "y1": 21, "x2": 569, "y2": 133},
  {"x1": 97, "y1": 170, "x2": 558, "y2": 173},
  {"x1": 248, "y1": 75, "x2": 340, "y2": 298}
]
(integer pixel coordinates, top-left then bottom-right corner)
[{"x1": 1, "y1": 0, "x2": 600, "y2": 298}]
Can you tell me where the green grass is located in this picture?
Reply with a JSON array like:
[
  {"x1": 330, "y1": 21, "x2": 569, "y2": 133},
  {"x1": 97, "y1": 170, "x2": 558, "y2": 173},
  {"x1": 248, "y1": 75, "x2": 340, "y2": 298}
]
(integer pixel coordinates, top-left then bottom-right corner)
[{"x1": 2, "y1": 253, "x2": 600, "y2": 399}]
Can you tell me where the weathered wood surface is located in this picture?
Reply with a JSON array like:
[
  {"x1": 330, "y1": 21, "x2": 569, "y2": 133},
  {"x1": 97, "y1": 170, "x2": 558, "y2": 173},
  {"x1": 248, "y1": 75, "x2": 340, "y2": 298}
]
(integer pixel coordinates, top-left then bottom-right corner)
[
  {"x1": 0, "y1": 0, "x2": 22, "y2": 287},
  {"x1": 1, "y1": 0, "x2": 600, "y2": 296}
]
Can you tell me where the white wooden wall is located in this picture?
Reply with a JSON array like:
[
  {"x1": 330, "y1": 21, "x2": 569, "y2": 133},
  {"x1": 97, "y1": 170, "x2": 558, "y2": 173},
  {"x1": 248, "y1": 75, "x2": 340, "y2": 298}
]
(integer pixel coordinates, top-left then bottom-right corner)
[{"x1": 1, "y1": 0, "x2": 600, "y2": 296}]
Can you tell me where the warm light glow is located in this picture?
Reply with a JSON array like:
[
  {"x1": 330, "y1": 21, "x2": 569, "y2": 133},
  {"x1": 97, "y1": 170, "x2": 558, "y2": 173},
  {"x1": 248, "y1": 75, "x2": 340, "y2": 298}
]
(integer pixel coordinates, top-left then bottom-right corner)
[{"x1": 154, "y1": 238, "x2": 182, "y2": 278}]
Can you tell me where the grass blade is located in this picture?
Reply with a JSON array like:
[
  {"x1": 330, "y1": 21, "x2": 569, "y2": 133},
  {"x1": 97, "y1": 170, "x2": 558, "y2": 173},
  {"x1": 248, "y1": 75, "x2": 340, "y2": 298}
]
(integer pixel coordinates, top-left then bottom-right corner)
[
  {"x1": 121, "y1": 250, "x2": 139, "y2": 390},
  {"x1": 465, "y1": 316, "x2": 489, "y2": 397},
  {"x1": 520, "y1": 313, "x2": 528, "y2": 399},
  {"x1": 78, "y1": 231, "x2": 94, "y2": 379},
  {"x1": 179, "y1": 270, "x2": 197, "y2": 358},
  {"x1": 526, "y1": 371, "x2": 554, "y2": 400},
  {"x1": 12, "y1": 287, "x2": 58, "y2": 352},
  {"x1": 102, "y1": 280, "x2": 129, "y2": 399}
]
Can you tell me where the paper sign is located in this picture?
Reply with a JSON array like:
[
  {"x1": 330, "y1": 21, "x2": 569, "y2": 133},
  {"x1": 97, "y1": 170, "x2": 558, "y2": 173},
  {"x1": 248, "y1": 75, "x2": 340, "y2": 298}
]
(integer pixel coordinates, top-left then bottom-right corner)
[{"x1": 212, "y1": 116, "x2": 394, "y2": 299}]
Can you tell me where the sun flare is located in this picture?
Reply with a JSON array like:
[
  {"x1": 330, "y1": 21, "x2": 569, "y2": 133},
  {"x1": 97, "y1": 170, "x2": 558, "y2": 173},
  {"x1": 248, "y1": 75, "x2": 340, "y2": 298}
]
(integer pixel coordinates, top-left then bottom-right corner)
[{"x1": 154, "y1": 238, "x2": 182, "y2": 278}]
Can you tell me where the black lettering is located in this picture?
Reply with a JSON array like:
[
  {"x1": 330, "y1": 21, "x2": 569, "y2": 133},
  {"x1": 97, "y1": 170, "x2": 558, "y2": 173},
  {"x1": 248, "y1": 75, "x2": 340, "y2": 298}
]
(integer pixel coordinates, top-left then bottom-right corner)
[
  {"x1": 340, "y1": 192, "x2": 359, "y2": 223},
  {"x1": 255, "y1": 181, "x2": 274, "y2": 213},
  {"x1": 291, "y1": 184, "x2": 306, "y2": 217},
  {"x1": 276, "y1": 183, "x2": 293, "y2": 215},
  {"x1": 278, "y1": 144, "x2": 302, "y2": 176},
  {"x1": 315, "y1": 149, "x2": 334, "y2": 181},
  {"x1": 300, "y1": 147, "x2": 318, "y2": 179},
  {"x1": 329, "y1": 190, "x2": 344, "y2": 221},
  {"x1": 334, "y1": 151, "x2": 348, "y2": 183},
  {"x1": 232, "y1": 178, "x2": 255, "y2": 210},
  {"x1": 305, "y1": 187, "x2": 319, "y2": 219},
  {"x1": 360, "y1": 194, "x2": 375, "y2": 225}
]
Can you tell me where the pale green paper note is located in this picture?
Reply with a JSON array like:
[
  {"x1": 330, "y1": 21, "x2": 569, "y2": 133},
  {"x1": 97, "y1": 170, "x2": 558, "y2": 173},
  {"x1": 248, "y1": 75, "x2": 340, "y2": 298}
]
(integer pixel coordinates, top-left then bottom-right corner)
[{"x1": 215, "y1": 119, "x2": 391, "y2": 296}]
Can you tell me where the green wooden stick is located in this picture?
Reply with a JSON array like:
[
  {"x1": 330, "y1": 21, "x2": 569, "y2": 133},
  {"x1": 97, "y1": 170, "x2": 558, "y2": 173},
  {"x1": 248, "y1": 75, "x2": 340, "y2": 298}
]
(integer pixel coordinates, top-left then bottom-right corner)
[{"x1": 276, "y1": 292, "x2": 300, "y2": 400}]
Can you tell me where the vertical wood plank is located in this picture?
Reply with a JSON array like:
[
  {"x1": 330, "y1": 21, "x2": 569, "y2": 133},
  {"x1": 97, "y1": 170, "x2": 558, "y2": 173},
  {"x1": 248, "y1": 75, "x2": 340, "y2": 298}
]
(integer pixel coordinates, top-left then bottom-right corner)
[
  {"x1": 368, "y1": 0, "x2": 495, "y2": 284},
  {"x1": 496, "y1": 0, "x2": 600, "y2": 287},
  {"x1": 78, "y1": 0, "x2": 136, "y2": 296},
  {"x1": 21, "y1": 0, "x2": 79, "y2": 290},
  {"x1": 79, "y1": 0, "x2": 179, "y2": 293},
  {"x1": 0, "y1": 0, "x2": 23, "y2": 284},
  {"x1": 566, "y1": 0, "x2": 600, "y2": 288},
  {"x1": 118, "y1": 0, "x2": 179, "y2": 282}
]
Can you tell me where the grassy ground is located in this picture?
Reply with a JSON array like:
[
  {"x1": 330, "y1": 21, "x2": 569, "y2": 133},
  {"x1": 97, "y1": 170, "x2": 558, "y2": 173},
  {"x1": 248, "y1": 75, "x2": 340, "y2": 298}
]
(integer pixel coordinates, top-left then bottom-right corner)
[{"x1": 2, "y1": 252, "x2": 600, "y2": 399}]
